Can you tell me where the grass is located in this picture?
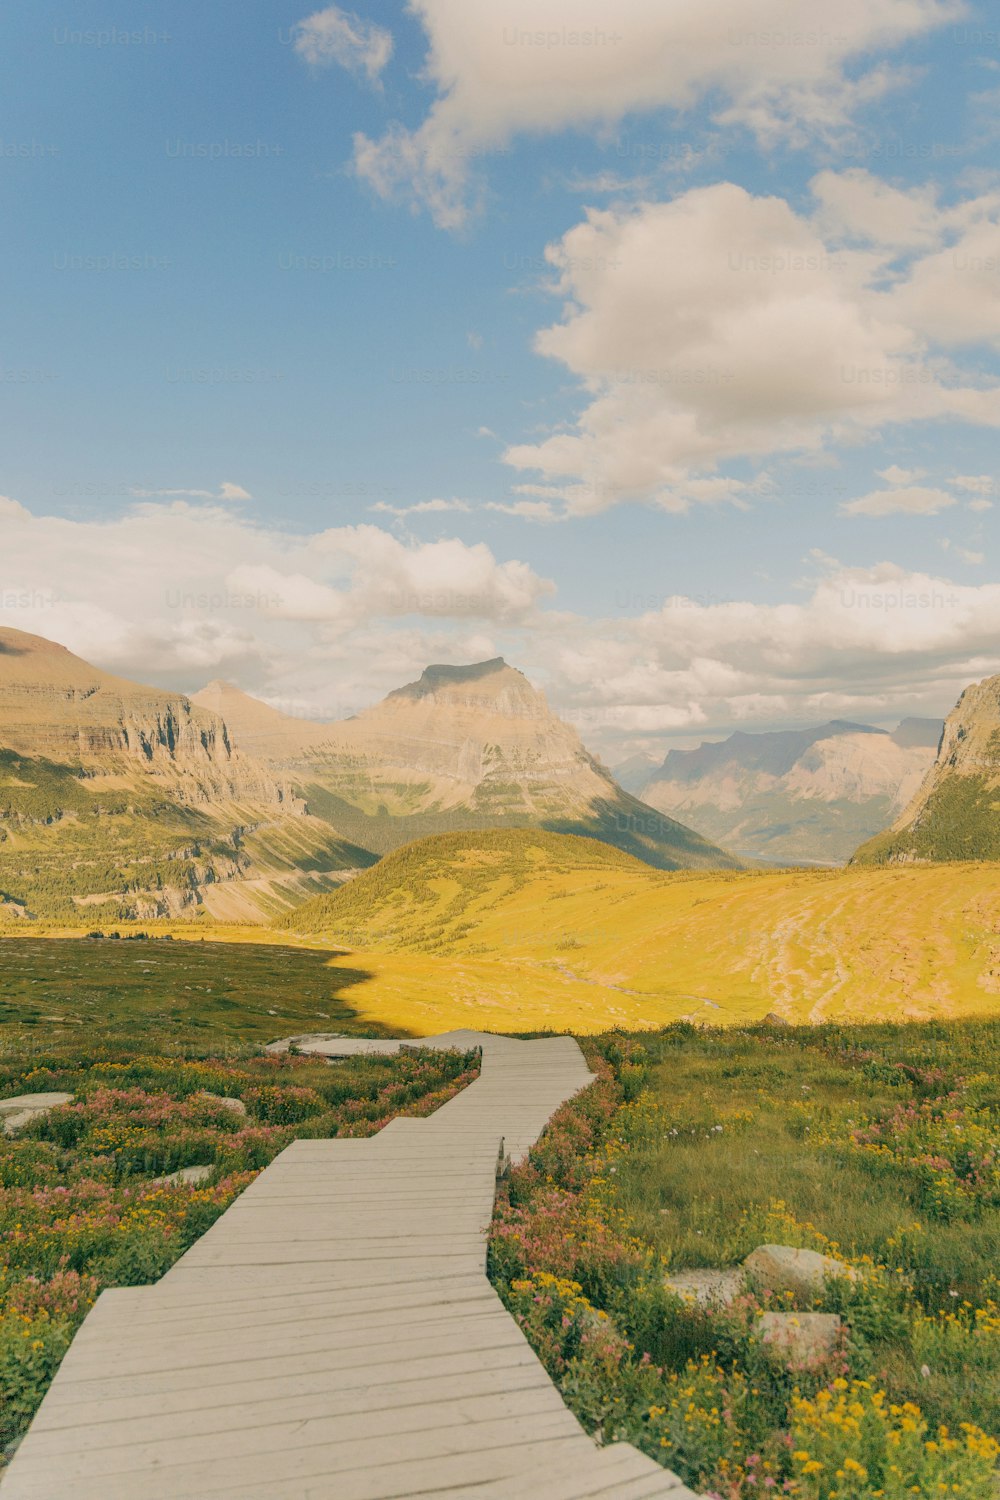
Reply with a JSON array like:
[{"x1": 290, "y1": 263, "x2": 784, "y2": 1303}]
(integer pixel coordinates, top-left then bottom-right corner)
[
  {"x1": 0, "y1": 1037, "x2": 479, "y2": 1459},
  {"x1": 489, "y1": 1020, "x2": 1000, "y2": 1498},
  {"x1": 0, "y1": 935, "x2": 399, "y2": 1046},
  {"x1": 277, "y1": 830, "x2": 1000, "y2": 1030}
]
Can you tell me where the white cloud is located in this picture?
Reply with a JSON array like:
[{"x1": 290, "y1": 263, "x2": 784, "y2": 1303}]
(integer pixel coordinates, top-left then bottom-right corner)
[
  {"x1": 950, "y1": 473, "x2": 996, "y2": 495},
  {"x1": 0, "y1": 498, "x2": 552, "y2": 705},
  {"x1": 502, "y1": 181, "x2": 1000, "y2": 514},
  {"x1": 352, "y1": 0, "x2": 960, "y2": 227},
  {"x1": 877, "y1": 464, "x2": 927, "y2": 485},
  {"x1": 891, "y1": 215, "x2": 1000, "y2": 346},
  {"x1": 841, "y1": 485, "x2": 958, "y2": 516},
  {"x1": 940, "y1": 538, "x2": 985, "y2": 565},
  {"x1": 371, "y1": 498, "x2": 473, "y2": 517},
  {"x1": 4, "y1": 494, "x2": 1000, "y2": 751},
  {"x1": 811, "y1": 168, "x2": 942, "y2": 249},
  {"x1": 130, "y1": 482, "x2": 251, "y2": 503},
  {"x1": 293, "y1": 5, "x2": 393, "y2": 82},
  {"x1": 547, "y1": 559, "x2": 1000, "y2": 750},
  {"x1": 483, "y1": 499, "x2": 559, "y2": 522}
]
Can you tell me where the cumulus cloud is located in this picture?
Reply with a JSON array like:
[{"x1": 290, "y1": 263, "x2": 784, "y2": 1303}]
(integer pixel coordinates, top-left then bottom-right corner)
[
  {"x1": 351, "y1": 0, "x2": 959, "y2": 227},
  {"x1": 502, "y1": 179, "x2": 1000, "y2": 515},
  {"x1": 293, "y1": 4, "x2": 393, "y2": 82},
  {"x1": 811, "y1": 168, "x2": 942, "y2": 249},
  {"x1": 549, "y1": 558, "x2": 1000, "y2": 748},
  {"x1": 3, "y1": 494, "x2": 1000, "y2": 751},
  {"x1": 0, "y1": 497, "x2": 552, "y2": 706},
  {"x1": 841, "y1": 485, "x2": 958, "y2": 516}
]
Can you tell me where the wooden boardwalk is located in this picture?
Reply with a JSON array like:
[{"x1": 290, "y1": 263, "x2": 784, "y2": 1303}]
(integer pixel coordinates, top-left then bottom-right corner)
[{"x1": 1, "y1": 1031, "x2": 698, "y2": 1500}]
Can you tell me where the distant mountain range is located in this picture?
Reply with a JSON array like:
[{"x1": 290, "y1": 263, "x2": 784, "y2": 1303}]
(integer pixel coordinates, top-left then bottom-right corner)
[
  {"x1": 194, "y1": 658, "x2": 736, "y2": 873},
  {"x1": 12, "y1": 622, "x2": 990, "y2": 926},
  {"x1": 0, "y1": 633, "x2": 735, "y2": 923},
  {"x1": 634, "y1": 718, "x2": 943, "y2": 866},
  {"x1": 854, "y1": 675, "x2": 1000, "y2": 864}
]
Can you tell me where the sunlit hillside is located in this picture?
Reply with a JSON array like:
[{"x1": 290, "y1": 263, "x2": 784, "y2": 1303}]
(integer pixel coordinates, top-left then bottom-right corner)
[{"x1": 278, "y1": 829, "x2": 1000, "y2": 1034}]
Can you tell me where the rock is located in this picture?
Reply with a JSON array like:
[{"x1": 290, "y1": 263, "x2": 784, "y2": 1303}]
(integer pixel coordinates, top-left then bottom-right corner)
[
  {"x1": 665, "y1": 1268, "x2": 747, "y2": 1307},
  {"x1": 152, "y1": 1165, "x2": 215, "y2": 1187},
  {"x1": 744, "y1": 1244, "x2": 856, "y2": 1300},
  {"x1": 193, "y1": 1092, "x2": 247, "y2": 1117},
  {"x1": 757, "y1": 1311, "x2": 842, "y2": 1365},
  {"x1": 762, "y1": 1012, "x2": 789, "y2": 1027},
  {"x1": 0, "y1": 1092, "x2": 73, "y2": 1136}
]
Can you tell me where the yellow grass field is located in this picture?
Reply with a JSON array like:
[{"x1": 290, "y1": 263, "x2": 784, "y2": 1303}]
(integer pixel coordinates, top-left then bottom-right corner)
[
  {"x1": 15, "y1": 842, "x2": 996, "y2": 1036},
  {"x1": 287, "y1": 859, "x2": 1000, "y2": 1034}
]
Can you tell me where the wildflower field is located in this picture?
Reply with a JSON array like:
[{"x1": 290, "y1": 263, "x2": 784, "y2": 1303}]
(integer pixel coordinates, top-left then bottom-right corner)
[
  {"x1": 0, "y1": 1037, "x2": 478, "y2": 1459},
  {"x1": 489, "y1": 1019, "x2": 1000, "y2": 1499}
]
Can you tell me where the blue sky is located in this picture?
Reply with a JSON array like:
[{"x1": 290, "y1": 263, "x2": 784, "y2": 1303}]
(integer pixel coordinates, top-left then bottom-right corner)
[{"x1": 3, "y1": 0, "x2": 1000, "y2": 758}]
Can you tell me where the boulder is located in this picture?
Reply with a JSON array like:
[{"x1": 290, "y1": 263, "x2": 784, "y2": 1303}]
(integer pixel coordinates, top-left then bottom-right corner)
[
  {"x1": 744, "y1": 1244, "x2": 855, "y2": 1300},
  {"x1": 152, "y1": 1165, "x2": 215, "y2": 1187},
  {"x1": 193, "y1": 1091, "x2": 247, "y2": 1117},
  {"x1": 665, "y1": 1268, "x2": 747, "y2": 1307},
  {"x1": 0, "y1": 1092, "x2": 73, "y2": 1136},
  {"x1": 757, "y1": 1311, "x2": 842, "y2": 1365}
]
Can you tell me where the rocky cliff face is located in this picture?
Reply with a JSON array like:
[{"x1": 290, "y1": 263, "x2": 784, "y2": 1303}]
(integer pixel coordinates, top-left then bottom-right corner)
[
  {"x1": 640, "y1": 718, "x2": 941, "y2": 866},
  {"x1": 853, "y1": 679, "x2": 1000, "y2": 864},
  {"x1": 195, "y1": 659, "x2": 737, "y2": 871},
  {"x1": 0, "y1": 628, "x2": 295, "y2": 809},
  {"x1": 0, "y1": 628, "x2": 363, "y2": 921},
  {"x1": 198, "y1": 659, "x2": 601, "y2": 804}
]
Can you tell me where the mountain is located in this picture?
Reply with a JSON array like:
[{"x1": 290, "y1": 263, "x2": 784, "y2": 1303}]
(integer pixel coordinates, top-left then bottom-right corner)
[
  {"x1": 195, "y1": 659, "x2": 737, "y2": 872},
  {"x1": 612, "y1": 751, "x2": 662, "y2": 795},
  {"x1": 0, "y1": 628, "x2": 370, "y2": 923},
  {"x1": 853, "y1": 677, "x2": 1000, "y2": 864},
  {"x1": 639, "y1": 718, "x2": 942, "y2": 866}
]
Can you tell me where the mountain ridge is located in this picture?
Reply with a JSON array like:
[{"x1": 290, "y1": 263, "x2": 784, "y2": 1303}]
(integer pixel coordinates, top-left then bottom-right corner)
[
  {"x1": 195, "y1": 658, "x2": 738, "y2": 872},
  {"x1": 853, "y1": 676, "x2": 1000, "y2": 864},
  {"x1": 638, "y1": 716, "x2": 942, "y2": 866}
]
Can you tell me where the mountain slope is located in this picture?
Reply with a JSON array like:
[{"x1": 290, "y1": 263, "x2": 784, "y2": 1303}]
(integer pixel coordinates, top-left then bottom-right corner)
[
  {"x1": 195, "y1": 659, "x2": 737, "y2": 872},
  {"x1": 278, "y1": 828, "x2": 1000, "y2": 1031},
  {"x1": 854, "y1": 677, "x2": 1000, "y2": 864},
  {"x1": 640, "y1": 718, "x2": 941, "y2": 866},
  {"x1": 0, "y1": 628, "x2": 368, "y2": 922}
]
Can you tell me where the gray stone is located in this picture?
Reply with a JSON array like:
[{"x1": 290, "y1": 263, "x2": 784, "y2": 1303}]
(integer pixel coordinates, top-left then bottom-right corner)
[
  {"x1": 744, "y1": 1243, "x2": 856, "y2": 1300},
  {"x1": 757, "y1": 1311, "x2": 842, "y2": 1365},
  {"x1": 194, "y1": 1091, "x2": 247, "y2": 1117},
  {"x1": 664, "y1": 1268, "x2": 747, "y2": 1307},
  {"x1": 0, "y1": 1092, "x2": 73, "y2": 1136},
  {"x1": 152, "y1": 1165, "x2": 215, "y2": 1187}
]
